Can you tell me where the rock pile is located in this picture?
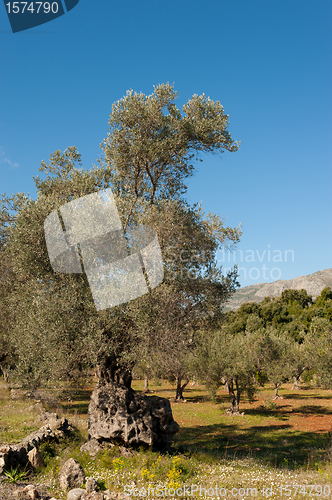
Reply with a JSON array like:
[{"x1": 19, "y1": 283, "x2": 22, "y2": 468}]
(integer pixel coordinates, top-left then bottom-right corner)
[
  {"x1": 0, "y1": 412, "x2": 73, "y2": 475},
  {"x1": 58, "y1": 459, "x2": 132, "y2": 500}
]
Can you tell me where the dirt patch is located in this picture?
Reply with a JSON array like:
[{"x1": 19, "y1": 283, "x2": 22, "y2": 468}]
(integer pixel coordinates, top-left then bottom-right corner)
[{"x1": 245, "y1": 389, "x2": 332, "y2": 433}]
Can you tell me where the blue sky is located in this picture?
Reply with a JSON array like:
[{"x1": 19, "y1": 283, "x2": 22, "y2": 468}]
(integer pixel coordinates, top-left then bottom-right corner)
[{"x1": 1, "y1": 0, "x2": 331, "y2": 288}]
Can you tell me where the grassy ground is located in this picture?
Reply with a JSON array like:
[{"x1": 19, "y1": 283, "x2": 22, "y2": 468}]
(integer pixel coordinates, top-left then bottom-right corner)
[
  {"x1": 0, "y1": 385, "x2": 41, "y2": 444},
  {"x1": 1, "y1": 378, "x2": 331, "y2": 499}
]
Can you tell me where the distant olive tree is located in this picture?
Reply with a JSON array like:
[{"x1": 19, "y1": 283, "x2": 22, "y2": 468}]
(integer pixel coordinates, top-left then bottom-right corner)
[
  {"x1": 192, "y1": 325, "x2": 272, "y2": 413},
  {"x1": 305, "y1": 317, "x2": 332, "y2": 388}
]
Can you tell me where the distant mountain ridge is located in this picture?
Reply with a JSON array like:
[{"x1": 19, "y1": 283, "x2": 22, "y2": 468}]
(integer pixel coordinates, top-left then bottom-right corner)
[{"x1": 224, "y1": 268, "x2": 332, "y2": 311}]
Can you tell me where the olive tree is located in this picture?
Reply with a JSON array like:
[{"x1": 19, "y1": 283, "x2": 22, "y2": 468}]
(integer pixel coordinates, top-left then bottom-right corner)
[
  {"x1": 1, "y1": 85, "x2": 241, "y2": 424},
  {"x1": 305, "y1": 317, "x2": 332, "y2": 387},
  {"x1": 192, "y1": 324, "x2": 270, "y2": 413}
]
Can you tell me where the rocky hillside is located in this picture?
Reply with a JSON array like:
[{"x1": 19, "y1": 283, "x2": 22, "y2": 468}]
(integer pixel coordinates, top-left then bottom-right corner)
[{"x1": 224, "y1": 268, "x2": 332, "y2": 311}]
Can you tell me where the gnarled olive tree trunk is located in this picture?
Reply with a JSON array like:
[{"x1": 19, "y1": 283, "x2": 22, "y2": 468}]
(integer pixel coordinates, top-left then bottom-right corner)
[{"x1": 85, "y1": 354, "x2": 179, "y2": 451}]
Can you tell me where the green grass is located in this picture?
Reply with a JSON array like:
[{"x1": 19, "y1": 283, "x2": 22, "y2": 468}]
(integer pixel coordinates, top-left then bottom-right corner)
[
  {"x1": 1, "y1": 377, "x2": 332, "y2": 499},
  {"x1": 0, "y1": 384, "x2": 40, "y2": 444},
  {"x1": 148, "y1": 381, "x2": 332, "y2": 469}
]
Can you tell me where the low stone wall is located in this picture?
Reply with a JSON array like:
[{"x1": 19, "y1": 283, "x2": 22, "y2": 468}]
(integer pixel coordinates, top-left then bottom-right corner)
[{"x1": 0, "y1": 412, "x2": 73, "y2": 475}]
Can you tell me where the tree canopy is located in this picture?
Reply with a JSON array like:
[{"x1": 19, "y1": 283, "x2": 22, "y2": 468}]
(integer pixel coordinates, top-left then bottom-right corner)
[{"x1": 0, "y1": 84, "x2": 241, "y2": 392}]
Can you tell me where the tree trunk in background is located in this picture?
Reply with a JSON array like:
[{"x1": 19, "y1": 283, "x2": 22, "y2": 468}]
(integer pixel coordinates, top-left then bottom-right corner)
[
  {"x1": 227, "y1": 378, "x2": 241, "y2": 414},
  {"x1": 273, "y1": 382, "x2": 282, "y2": 399},
  {"x1": 175, "y1": 375, "x2": 189, "y2": 401},
  {"x1": 292, "y1": 367, "x2": 306, "y2": 390},
  {"x1": 143, "y1": 375, "x2": 150, "y2": 393},
  {"x1": 0, "y1": 365, "x2": 9, "y2": 383}
]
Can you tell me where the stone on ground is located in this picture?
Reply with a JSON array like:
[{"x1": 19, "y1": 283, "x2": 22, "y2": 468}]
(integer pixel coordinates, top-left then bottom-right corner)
[
  {"x1": 59, "y1": 458, "x2": 85, "y2": 490},
  {"x1": 67, "y1": 488, "x2": 86, "y2": 500}
]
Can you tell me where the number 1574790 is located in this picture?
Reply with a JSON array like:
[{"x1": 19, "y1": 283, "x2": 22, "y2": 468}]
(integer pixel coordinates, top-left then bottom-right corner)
[{"x1": 5, "y1": 2, "x2": 59, "y2": 14}]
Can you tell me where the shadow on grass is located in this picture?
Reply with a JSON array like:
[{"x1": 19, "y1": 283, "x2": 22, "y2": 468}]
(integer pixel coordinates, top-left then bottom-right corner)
[
  {"x1": 174, "y1": 421, "x2": 330, "y2": 469},
  {"x1": 284, "y1": 392, "x2": 332, "y2": 401},
  {"x1": 294, "y1": 405, "x2": 332, "y2": 415},
  {"x1": 178, "y1": 394, "x2": 230, "y2": 404},
  {"x1": 241, "y1": 406, "x2": 292, "y2": 420},
  {"x1": 60, "y1": 389, "x2": 92, "y2": 414}
]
